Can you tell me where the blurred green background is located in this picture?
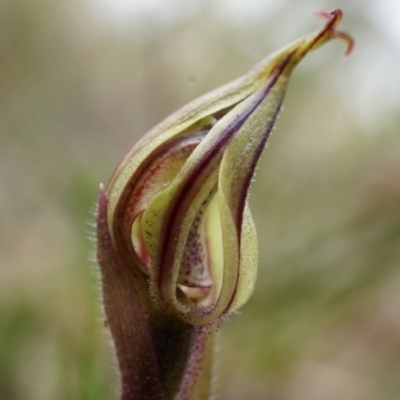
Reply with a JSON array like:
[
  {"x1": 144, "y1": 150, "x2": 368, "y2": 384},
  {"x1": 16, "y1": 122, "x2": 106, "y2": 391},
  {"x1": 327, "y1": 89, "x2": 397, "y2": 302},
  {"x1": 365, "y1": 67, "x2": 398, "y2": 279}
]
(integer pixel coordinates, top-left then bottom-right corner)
[{"x1": 1, "y1": 0, "x2": 399, "y2": 399}]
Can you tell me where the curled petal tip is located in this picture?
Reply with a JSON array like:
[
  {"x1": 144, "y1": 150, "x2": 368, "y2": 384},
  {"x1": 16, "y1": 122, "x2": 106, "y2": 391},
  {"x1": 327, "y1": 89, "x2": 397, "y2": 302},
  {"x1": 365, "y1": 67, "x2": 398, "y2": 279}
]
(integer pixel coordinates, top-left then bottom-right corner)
[
  {"x1": 333, "y1": 30, "x2": 354, "y2": 56},
  {"x1": 314, "y1": 8, "x2": 354, "y2": 56}
]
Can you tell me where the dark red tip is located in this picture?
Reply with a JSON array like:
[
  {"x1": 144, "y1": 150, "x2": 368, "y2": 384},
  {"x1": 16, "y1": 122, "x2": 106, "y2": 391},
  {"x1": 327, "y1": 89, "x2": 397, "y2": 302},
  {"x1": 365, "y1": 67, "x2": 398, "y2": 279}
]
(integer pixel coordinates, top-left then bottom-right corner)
[{"x1": 314, "y1": 9, "x2": 354, "y2": 56}]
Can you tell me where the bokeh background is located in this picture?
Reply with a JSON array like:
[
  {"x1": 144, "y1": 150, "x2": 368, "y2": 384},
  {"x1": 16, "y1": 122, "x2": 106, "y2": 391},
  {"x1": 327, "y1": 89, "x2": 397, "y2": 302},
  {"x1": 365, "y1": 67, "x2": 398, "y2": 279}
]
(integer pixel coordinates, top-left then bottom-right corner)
[{"x1": 1, "y1": 0, "x2": 400, "y2": 399}]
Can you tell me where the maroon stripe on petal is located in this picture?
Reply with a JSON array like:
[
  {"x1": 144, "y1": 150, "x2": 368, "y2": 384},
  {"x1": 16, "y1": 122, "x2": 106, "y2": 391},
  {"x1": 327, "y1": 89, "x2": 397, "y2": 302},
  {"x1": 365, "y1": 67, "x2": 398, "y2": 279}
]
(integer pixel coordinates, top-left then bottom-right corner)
[
  {"x1": 236, "y1": 98, "x2": 284, "y2": 232},
  {"x1": 221, "y1": 54, "x2": 295, "y2": 316},
  {"x1": 157, "y1": 52, "x2": 294, "y2": 308},
  {"x1": 155, "y1": 98, "x2": 263, "y2": 295},
  {"x1": 222, "y1": 98, "x2": 284, "y2": 316}
]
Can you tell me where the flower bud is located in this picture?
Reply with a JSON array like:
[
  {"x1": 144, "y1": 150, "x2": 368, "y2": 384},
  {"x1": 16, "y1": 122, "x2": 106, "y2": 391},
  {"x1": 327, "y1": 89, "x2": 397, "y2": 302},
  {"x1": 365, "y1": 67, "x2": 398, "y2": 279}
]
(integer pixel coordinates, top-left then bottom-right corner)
[{"x1": 97, "y1": 9, "x2": 353, "y2": 399}]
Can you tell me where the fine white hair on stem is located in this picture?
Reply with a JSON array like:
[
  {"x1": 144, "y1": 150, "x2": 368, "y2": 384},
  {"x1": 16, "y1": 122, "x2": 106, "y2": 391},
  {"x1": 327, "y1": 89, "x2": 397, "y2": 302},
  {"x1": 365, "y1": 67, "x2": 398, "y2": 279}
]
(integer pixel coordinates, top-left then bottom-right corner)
[{"x1": 87, "y1": 197, "x2": 121, "y2": 396}]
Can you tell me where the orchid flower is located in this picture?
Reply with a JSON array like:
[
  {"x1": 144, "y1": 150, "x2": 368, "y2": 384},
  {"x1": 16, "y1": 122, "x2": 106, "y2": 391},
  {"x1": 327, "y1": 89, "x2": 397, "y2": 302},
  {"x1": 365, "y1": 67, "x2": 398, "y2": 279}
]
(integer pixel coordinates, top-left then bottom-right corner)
[{"x1": 96, "y1": 9, "x2": 353, "y2": 400}]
